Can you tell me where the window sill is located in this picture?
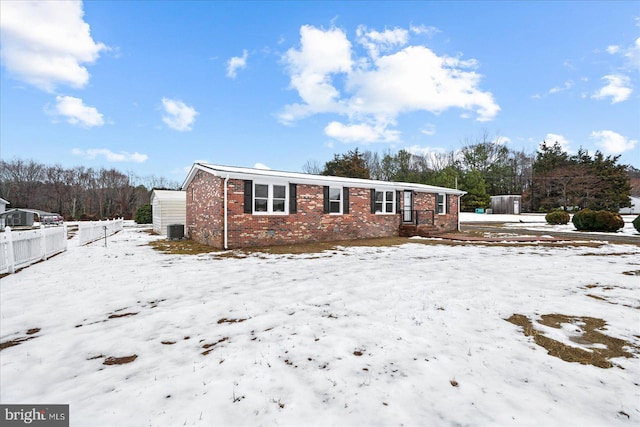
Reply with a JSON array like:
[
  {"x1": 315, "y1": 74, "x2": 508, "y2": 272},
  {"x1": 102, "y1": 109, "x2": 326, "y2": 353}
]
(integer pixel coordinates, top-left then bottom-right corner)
[{"x1": 251, "y1": 212, "x2": 289, "y2": 216}]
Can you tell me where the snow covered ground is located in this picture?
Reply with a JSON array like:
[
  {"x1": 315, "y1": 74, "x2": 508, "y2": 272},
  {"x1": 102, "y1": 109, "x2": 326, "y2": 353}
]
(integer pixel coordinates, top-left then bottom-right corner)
[
  {"x1": 1, "y1": 225, "x2": 639, "y2": 426},
  {"x1": 461, "y1": 212, "x2": 640, "y2": 237}
]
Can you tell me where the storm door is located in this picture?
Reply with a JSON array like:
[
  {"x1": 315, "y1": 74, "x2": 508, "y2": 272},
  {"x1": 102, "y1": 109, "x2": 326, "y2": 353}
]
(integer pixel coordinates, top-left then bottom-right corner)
[{"x1": 403, "y1": 191, "x2": 413, "y2": 223}]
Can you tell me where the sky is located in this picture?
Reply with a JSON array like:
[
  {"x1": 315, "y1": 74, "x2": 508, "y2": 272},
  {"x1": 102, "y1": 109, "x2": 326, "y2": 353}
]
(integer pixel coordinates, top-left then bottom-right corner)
[{"x1": 1, "y1": 1, "x2": 639, "y2": 183}]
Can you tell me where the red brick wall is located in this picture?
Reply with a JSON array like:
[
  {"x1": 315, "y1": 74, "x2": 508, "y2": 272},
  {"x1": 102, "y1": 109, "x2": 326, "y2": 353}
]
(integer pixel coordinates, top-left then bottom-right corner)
[
  {"x1": 186, "y1": 170, "x2": 224, "y2": 247},
  {"x1": 187, "y1": 174, "x2": 460, "y2": 248},
  {"x1": 226, "y1": 181, "x2": 400, "y2": 248},
  {"x1": 409, "y1": 191, "x2": 459, "y2": 232}
]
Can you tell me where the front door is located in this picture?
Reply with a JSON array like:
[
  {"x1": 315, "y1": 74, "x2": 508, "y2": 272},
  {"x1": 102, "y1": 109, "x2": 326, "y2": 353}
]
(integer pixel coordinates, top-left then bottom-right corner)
[
  {"x1": 513, "y1": 199, "x2": 520, "y2": 215},
  {"x1": 403, "y1": 191, "x2": 413, "y2": 222}
]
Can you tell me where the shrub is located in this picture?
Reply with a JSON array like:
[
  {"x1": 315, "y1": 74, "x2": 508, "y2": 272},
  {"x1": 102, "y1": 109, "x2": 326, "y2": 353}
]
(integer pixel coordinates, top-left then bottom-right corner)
[
  {"x1": 545, "y1": 210, "x2": 570, "y2": 225},
  {"x1": 633, "y1": 215, "x2": 640, "y2": 233},
  {"x1": 572, "y1": 209, "x2": 624, "y2": 232},
  {"x1": 134, "y1": 204, "x2": 152, "y2": 224}
]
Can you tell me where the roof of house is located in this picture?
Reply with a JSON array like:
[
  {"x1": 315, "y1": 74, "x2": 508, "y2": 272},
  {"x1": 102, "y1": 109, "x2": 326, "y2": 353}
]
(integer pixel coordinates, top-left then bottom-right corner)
[
  {"x1": 183, "y1": 163, "x2": 466, "y2": 195},
  {"x1": 0, "y1": 198, "x2": 9, "y2": 205}
]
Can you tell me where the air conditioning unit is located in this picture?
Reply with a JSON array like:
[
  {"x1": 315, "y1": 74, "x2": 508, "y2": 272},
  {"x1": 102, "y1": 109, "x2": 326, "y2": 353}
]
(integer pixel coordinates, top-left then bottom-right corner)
[{"x1": 167, "y1": 224, "x2": 184, "y2": 240}]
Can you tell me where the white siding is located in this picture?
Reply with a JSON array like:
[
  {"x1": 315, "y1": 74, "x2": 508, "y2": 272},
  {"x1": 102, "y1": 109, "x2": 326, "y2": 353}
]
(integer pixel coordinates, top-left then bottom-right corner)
[
  {"x1": 0, "y1": 198, "x2": 9, "y2": 214},
  {"x1": 619, "y1": 197, "x2": 640, "y2": 214},
  {"x1": 151, "y1": 190, "x2": 186, "y2": 235}
]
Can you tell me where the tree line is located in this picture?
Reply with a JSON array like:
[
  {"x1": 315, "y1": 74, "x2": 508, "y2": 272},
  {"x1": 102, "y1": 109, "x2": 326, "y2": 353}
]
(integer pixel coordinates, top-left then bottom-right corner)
[
  {"x1": 0, "y1": 159, "x2": 180, "y2": 220},
  {"x1": 304, "y1": 135, "x2": 635, "y2": 212},
  {"x1": 1, "y1": 135, "x2": 634, "y2": 219}
]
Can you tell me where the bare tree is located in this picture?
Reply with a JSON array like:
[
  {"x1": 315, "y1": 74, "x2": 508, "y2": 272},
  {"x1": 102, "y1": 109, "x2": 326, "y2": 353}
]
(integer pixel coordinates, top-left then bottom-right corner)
[{"x1": 301, "y1": 160, "x2": 323, "y2": 175}]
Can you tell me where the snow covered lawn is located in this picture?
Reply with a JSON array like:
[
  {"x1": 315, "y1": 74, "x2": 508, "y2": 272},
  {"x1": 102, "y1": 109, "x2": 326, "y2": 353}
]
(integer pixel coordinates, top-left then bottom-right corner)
[
  {"x1": 461, "y1": 212, "x2": 640, "y2": 237},
  {"x1": 1, "y1": 226, "x2": 639, "y2": 426}
]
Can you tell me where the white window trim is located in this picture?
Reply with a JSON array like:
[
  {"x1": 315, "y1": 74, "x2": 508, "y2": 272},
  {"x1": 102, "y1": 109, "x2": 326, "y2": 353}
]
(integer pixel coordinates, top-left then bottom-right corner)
[
  {"x1": 253, "y1": 181, "x2": 289, "y2": 215},
  {"x1": 329, "y1": 186, "x2": 343, "y2": 215},
  {"x1": 375, "y1": 189, "x2": 395, "y2": 215},
  {"x1": 437, "y1": 193, "x2": 447, "y2": 215}
]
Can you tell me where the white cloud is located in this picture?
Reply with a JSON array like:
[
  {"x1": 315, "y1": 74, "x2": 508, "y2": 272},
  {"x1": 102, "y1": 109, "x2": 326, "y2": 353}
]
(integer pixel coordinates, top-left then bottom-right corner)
[
  {"x1": 543, "y1": 133, "x2": 572, "y2": 153},
  {"x1": 347, "y1": 46, "x2": 499, "y2": 121},
  {"x1": 606, "y1": 36, "x2": 640, "y2": 71},
  {"x1": 592, "y1": 74, "x2": 632, "y2": 103},
  {"x1": 226, "y1": 49, "x2": 248, "y2": 79},
  {"x1": 280, "y1": 25, "x2": 353, "y2": 122},
  {"x1": 626, "y1": 37, "x2": 640, "y2": 70},
  {"x1": 406, "y1": 145, "x2": 447, "y2": 156},
  {"x1": 495, "y1": 136, "x2": 512, "y2": 145},
  {"x1": 52, "y1": 95, "x2": 104, "y2": 127},
  {"x1": 161, "y1": 98, "x2": 198, "y2": 131},
  {"x1": 548, "y1": 80, "x2": 574, "y2": 94},
  {"x1": 532, "y1": 80, "x2": 574, "y2": 98},
  {"x1": 590, "y1": 130, "x2": 638, "y2": 154},
  {"x1": 409, "y1": 25, "x2": 440, "y2": 37},
  {"x1": 72, "y1": 148, "x2": 148, "y2": 163},
  {"x1": 279, "y1": 25, "x2": 499, "y2": 145},
  {"x1": 0, "y1": 1, "x2": 108, "y2": 92},
  {"x1": 324, "y1": 121, "x2": 401, "y2": 144},
  {"x1": 253, "y1": 163, "x2": 271, "y2": 170},
  {"x1": 606, "y1": 45, "x2": 621, "y2": 54},
  {"x1": 356, "y1": 26, "x2": 409, "y2": 59},
  {"x1": 420, "y1": 123, "x2": 436, "y2": 136}
]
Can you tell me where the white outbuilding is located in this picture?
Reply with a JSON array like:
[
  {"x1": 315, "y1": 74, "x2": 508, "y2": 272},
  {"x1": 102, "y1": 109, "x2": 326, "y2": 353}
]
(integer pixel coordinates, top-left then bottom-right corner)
[
  {"x1": 0, "y1": 198, "x2": 9, "y2": 214},
  {"x1": 619, "y1": 196, "x2": 640, "y2": 214},
  {"x1": 150, "y1": 190, "x2": 186, "y2": 235}
]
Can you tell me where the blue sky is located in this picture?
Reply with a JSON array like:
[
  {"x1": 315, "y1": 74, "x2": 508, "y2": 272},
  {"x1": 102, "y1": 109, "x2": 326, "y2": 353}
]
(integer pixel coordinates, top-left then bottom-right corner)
[{"x1": 1, "y1": 1, "x2": 638, "y2": 181}]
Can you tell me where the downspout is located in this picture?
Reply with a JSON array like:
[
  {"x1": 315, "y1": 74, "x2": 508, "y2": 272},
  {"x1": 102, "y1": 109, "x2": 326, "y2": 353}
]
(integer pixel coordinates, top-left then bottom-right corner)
[
  {"x1": 457, "y1": 194, "x2": 462, "y2": 232},
  {"x1": 224, "y1": 174, "x2": 229, "y2": 249}
]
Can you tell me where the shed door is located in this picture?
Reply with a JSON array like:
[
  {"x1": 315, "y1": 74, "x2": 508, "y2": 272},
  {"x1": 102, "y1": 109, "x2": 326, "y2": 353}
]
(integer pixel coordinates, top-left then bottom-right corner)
[{"x1": 513, "y1": 199, "x2": 520, "y2": 215}]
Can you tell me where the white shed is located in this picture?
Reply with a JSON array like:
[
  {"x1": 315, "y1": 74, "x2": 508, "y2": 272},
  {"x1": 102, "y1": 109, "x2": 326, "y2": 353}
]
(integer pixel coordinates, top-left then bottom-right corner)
[
  {"x1": 619, "y1": 196, "x2": 640, "y2": 214},
  {"x1": 0, "y1": 198, "x2": 9, "y2": 214},
  {"x1": 150, "y1": 190, "x2": 186, "y2": 235}
]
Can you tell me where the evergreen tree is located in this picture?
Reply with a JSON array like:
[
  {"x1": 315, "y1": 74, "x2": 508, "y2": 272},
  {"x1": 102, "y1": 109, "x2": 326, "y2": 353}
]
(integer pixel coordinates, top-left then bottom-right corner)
[
  {"x1": 322, "y1": 148, "x2": 370, "y2": 179},
  {"x1": 460, "y1": 169, "x2": 490, "y2": 211}
]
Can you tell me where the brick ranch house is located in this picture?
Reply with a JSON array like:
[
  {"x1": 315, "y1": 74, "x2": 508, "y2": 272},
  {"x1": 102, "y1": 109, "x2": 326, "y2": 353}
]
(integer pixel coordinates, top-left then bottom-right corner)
[{"x1": 182, "y1": 163, "x2": 466, "y2": 249}]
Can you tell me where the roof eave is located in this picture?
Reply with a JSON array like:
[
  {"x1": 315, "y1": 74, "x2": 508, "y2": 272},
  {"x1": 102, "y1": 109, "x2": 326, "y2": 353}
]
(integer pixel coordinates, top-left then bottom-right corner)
[{"x1": 183, "y1": 163, "x2": 466, "y2": 195}]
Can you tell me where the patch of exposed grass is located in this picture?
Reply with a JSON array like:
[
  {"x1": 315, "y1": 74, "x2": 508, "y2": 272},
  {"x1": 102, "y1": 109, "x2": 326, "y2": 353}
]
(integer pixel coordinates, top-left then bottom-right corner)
[
  {"x1": 581, "y1": 252, "x2": 639, "y2": 257},
  {"x1": 0, "y1": 328, "x2": 41, "y2": 351},
  {"x1": 148, "y1": 234, "x2": 607, "y2": 258},
  {"x1": 506, "y1": 313, "x2": 639, "y2": 368},
  {"x1": 622, "y1": 270, "x2": 640, "y2": 276},
  {"x1": 148, "y1": 238, "x2": 222, "y2": 255},
  {"x1": 103, "y1": 355, "x2": 138, "y2": 365}
]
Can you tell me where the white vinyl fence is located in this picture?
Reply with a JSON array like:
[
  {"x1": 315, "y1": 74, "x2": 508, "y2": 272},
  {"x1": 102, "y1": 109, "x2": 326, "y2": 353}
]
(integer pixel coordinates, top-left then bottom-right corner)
[
  {"x1": 78, "y1": 218, "x2": 123, "y2": 246},
  {"x1": 0, "y1": 225, "x2": 68, "y2": 274}
]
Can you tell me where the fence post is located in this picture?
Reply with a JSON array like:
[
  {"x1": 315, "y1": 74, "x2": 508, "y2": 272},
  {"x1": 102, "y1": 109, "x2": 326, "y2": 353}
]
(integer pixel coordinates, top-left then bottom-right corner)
[
  {"x1": 5, "y1": 226, "x2": 15, "y2": 274},
  {"x1": 40, "y1": 225, "x2": 47, "y2": 260},
  {"x1": 63, "y1": 223, "x2": 68, "y2": 251}
]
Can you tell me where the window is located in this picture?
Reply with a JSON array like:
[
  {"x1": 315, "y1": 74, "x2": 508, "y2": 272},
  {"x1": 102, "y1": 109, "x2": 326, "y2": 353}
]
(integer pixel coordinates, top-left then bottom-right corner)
[
  {"x1": 253, "y1": 183, "x2": 287, "y2": 214},
  {"x1": 273, "y1": 185, "x2": 286, "y2": 212},
  {"x1": 329, "y1": 187, "x2": 342, "y2": 214},
  {"x1": 254, "y1": 184, "x2": 269, "y2": 212},
  {"x1": 324, "y1": 186, "x2": 349, "y2": 214},
  {"x1": 437, "y1": 193, "x2": 447, "y2": 214},
  {"x1": 374, "y1": 190, "x2": 395, "y2": 214}
]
